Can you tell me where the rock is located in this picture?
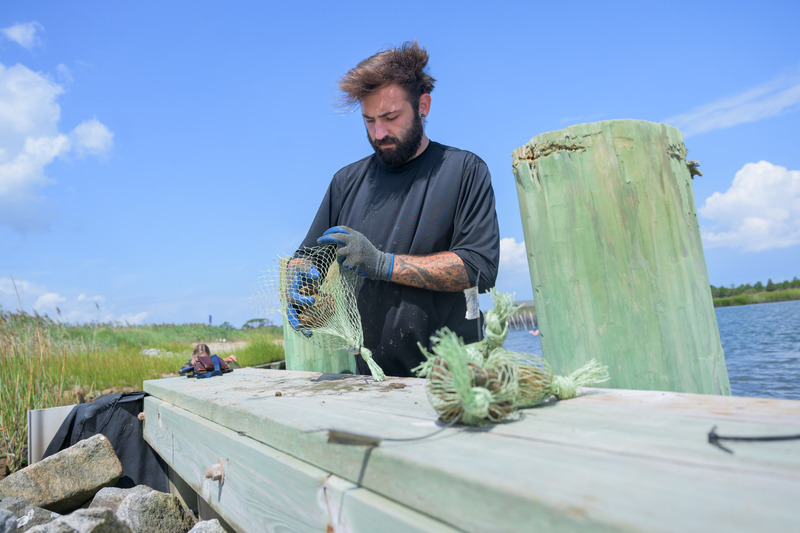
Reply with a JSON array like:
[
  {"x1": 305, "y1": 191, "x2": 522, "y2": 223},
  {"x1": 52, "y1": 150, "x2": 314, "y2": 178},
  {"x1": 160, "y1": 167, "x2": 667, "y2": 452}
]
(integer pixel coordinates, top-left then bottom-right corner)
[
  {"x1": 0, "y1": 434, "x2": 123, "y2": 513},
  {"x1": 26, "y1": 508, "x2": 132, "y2": 532},
  {"x1": 16, "y1": 507, "x2": 63, "y2": 532},
  {"x1": 115, "y1": 489, "x2": 196, "y2": 533},
  {"x1": 188, "y1": 519, "x2": 226, "y2": 532},
  {"x1": 88, "y1": 486, "x2": 151, "y2": 514},
  {"x1": 0, "y1": 495, "x2": 30, "y2": 514},
  {"x1": 0, "y1": 497, "x2": 61, "y2": 532},
  {"x1": 91, "y1": 485, "x2": 196, "y2": 532},
  {"x1": 0, "y1": 509, "x2": 16, "y2": 533}
]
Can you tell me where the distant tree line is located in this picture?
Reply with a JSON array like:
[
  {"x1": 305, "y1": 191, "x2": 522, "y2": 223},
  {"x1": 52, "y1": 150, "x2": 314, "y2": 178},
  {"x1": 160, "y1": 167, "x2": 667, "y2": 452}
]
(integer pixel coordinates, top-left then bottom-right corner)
[
  {"x1": 710, "y1": 277, "x2": 800, "y2": 299},
  {"x1": 241, "y1": 318, "x2": 275, "y2": 330}
]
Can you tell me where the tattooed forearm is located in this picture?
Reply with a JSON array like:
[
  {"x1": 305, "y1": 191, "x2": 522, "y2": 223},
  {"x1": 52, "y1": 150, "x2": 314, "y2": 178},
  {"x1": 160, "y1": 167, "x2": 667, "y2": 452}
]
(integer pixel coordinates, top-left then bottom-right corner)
[{"x1": 391, "y1": 252, "x2": 470, "y2": 292}]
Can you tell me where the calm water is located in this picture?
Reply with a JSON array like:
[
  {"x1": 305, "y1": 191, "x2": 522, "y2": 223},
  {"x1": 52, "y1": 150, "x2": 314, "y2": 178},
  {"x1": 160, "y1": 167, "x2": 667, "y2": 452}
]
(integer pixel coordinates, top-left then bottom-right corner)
[
  {"x1": 502, "y1": 299, "x2": 800, "y2": 400},
  {"x1": 716, "y1": 300, "x2": 800, "y2": 400}
]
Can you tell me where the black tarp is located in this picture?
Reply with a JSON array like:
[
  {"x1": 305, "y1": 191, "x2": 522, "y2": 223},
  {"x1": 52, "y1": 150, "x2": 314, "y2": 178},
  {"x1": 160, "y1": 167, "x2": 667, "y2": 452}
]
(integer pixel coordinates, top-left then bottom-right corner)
[{"x1": 43, "y1": 392, "x2": 168, "y2": 492}]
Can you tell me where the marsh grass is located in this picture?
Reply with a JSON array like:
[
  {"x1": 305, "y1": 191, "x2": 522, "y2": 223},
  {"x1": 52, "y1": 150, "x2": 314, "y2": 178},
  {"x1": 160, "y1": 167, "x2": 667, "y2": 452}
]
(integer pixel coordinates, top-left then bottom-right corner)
[
  {"x1": 235, "y1": 334, "x2": 285, "y2": 362},
  {"x1": 0, "y1": 312, "x2": 284, "y2": 472},
  {"x1": 0, "y1": 312, "x2": 69, "y2": 473}
]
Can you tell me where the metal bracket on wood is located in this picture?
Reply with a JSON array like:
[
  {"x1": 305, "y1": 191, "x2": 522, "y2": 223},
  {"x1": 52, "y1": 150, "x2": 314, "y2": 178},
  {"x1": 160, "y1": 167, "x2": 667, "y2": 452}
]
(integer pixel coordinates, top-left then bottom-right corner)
[{"x1": 205, "y1": 457, "x2": 225, "y2": 485}]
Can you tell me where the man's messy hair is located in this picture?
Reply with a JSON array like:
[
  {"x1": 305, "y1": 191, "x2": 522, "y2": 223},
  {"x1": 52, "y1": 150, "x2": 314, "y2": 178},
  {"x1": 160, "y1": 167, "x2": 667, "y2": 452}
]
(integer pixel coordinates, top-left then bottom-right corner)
[{"x1": 338, "y1": 41, "x2": 436, "y2": 109}]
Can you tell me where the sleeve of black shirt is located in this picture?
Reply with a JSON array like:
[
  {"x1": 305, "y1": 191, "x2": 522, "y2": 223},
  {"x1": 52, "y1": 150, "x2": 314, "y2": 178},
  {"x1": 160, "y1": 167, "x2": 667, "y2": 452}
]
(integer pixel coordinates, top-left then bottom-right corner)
[{"x1": 450, "y1": 158, "x2": 500, "y2": 293}]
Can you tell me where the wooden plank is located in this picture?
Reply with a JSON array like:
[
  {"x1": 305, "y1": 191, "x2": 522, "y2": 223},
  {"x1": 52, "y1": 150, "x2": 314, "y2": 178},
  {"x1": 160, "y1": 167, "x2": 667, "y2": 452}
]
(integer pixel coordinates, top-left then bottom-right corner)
[
  {"x1": 564, "y1": 387, "x2": 800, "y2": 424},
  {"x1": 511, "y1": 119, "x2": 730, "y2": 394},
  {"x1": 321, "y1": 474, "x2": 456, "y2": 533},
  {"x1": 144, "y1": 396, "x2": 457, "y2": 533},
  {"x1": 443, "y1": 398, "x2": 800, "y2": 477},
  {"x1": 145, "y1": 370, "x2": 800, "y2": 532}
]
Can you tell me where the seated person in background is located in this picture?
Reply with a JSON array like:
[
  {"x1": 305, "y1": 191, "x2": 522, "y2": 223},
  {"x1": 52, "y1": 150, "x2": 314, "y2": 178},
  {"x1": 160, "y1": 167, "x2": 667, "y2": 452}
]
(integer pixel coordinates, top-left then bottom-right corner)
[
  {"x1": 192, "y1": 343, "x2": 238, "y2": 366},
  {"x1": 179, "y1": 344, "x2": 239, "y2": 375}
]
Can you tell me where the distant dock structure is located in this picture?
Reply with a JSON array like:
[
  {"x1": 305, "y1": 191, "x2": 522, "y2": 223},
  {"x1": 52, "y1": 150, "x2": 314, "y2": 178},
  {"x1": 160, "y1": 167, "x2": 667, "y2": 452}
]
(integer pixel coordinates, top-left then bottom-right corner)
[{"x1": 508, "y1": 299, "x2": 537, "y2": 331}]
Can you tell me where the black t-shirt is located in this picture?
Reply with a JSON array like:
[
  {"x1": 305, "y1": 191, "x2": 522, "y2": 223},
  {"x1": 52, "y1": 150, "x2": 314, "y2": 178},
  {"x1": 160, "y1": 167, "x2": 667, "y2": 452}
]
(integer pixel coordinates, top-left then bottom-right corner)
[{"x1": 300, "y1": 141, "x2": 500, "y2": 377}]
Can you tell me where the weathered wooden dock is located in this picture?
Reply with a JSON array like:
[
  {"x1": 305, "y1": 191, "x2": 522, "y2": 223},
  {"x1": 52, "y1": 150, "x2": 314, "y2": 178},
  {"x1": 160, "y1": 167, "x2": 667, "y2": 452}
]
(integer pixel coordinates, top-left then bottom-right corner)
[{"x1": 143, "y1": 368, "x2": 800, "y2": 532}]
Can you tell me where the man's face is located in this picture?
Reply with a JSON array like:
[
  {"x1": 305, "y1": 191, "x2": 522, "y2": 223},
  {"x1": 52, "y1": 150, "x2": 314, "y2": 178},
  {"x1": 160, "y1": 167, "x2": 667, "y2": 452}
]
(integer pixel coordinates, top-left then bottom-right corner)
[{"x1": 361, "y1": 84, "x2": 424, "y2": 167}]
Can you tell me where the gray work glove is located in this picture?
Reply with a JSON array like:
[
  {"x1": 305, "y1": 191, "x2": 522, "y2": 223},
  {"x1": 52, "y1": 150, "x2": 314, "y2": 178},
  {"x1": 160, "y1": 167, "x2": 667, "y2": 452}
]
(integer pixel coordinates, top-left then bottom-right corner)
[{"x1": 316, "y1": 226, "x2": 394, "y2": 281}]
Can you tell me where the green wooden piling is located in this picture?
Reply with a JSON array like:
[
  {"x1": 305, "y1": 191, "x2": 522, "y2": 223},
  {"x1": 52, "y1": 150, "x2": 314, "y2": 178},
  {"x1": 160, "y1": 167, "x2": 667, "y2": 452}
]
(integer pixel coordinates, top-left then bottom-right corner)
[
  {"x1": 512, "y1": 119, "x2": 730, "y2": 394},
  {"x1": 282, "y1": 322, "x2": 356, "y2": 374},
  {"x1": 279, "y1": 257, "x2": 356, "y2": 374}
]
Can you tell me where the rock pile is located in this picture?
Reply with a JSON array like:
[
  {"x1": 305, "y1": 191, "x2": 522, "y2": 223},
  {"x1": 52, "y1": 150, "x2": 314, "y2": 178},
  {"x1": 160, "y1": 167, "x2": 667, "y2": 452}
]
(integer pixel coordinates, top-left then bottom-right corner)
[{"x1": 0, "y1": 435, "x2": 225, "y2": 533}]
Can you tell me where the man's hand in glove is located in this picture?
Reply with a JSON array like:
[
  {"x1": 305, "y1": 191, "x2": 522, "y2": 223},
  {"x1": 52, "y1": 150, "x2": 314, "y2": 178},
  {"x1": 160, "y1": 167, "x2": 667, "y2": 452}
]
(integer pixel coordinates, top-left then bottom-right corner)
[
  {"x1": 286, "y1": 260, "x2": 320, "y2": 337},
  {"x1": 316, "y1": 226, "x2": 394, "y2": 281}
]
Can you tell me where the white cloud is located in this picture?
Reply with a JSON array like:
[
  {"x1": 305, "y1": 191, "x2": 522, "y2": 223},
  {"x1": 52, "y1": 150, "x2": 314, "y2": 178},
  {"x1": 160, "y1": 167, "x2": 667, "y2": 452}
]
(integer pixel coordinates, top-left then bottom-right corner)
[
  {"x1": 56, "y1": 63, "x2": 73, "y2": 84},
  {"x1": 492, "y1": 236, "x2": 533, "y2": 300},
  {"x1": 0, "y1": 277, "x2": 44, "y2": 301},
  {"x1": 499, "y1": 236, "x2": 528, "y2": 269},
  {"x1": 663, "y1": 71, "x2": 800, "y2": 137},
  {"x1": 1, "y1": 22, "x2": 44, "y2": 50},
  {"x1": 699, "y1": 161, "x2": 800, "y2": 252},
  {"x1": 117, "y1": 312, "x2": 149, "y2": 325},
  {"x1": 77, "y1": 293, "x2": 104, "y2": 303},
  {"x1": 71, "y1": 118, "x2": 114, "y2": 158},
  {"x1": 0, "y1": 61, "x2": 114, "y2": 233},
  {"x1": 0, "y1": 63, "x2": 63, "y2": 144},
  {"x1": 0, "y1": 276, "x2": 146, "y2": 324},
  {"x1": 0, "y1": 278, "x2": 64, "y2": 317},
  {"x1": 33, "y1": 292, "x2": 66, "y2": 312}
]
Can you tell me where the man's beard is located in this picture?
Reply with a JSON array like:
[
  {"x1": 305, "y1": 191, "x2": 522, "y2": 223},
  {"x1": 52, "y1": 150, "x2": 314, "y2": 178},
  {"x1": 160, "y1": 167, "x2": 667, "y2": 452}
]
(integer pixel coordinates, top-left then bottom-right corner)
[{"x1": 369, "y1": 114, "x2": 424, "y2": 167}]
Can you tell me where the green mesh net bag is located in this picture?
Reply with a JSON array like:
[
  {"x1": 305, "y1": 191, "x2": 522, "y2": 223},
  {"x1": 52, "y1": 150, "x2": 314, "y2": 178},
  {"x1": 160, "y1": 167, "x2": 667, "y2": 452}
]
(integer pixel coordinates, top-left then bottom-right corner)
[
  {"x1": 415, "y1": 288, "x2": 609, "y2": 425},
  {"x1": 256, "y1": 244, "x2": 385, "y2": 381}
]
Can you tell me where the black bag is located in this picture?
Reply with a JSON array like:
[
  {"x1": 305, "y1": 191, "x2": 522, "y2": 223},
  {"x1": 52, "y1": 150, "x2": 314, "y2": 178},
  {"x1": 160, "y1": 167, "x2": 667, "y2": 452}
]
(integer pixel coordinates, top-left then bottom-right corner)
[{"x1": 43, "y1": 392, "x2": 168, "y2": 492}]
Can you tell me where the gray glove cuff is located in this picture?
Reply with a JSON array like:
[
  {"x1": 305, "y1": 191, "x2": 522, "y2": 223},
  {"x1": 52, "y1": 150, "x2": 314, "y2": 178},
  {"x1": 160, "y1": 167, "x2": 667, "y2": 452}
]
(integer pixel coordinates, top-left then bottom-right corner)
[{"x1": 376, "y1": 252, "x2": 395, "y2": 282}]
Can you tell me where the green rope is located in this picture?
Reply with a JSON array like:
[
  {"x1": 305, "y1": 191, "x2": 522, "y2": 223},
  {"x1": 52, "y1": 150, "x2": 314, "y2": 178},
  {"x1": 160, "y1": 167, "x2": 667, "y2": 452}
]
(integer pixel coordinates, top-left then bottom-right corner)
[
  {"x1": 549, "y1": 359, "x2": 610, "y2": 400},
  {"x1": 360, "y1": 347, "x2": 386, "y2": 382},
  {"x1": 416, "y1": 288, "x2": 611, "y2": 425}
]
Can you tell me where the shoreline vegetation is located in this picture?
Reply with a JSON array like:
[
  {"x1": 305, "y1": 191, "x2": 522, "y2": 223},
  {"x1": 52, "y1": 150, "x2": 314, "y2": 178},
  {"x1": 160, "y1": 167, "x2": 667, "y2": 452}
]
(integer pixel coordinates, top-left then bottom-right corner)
[
  {"x1": 512, "y1": 279, "x2": 800, "y2": 318},
  {"x1": 0, "y1": 313, "x2": 284, "y2": 474},
  {"x1": 713, "y1": 288, "x2": 800, "y2": 307},
  {"x1": 711, "y1": 278, "x2": 800, "y2": 307}
]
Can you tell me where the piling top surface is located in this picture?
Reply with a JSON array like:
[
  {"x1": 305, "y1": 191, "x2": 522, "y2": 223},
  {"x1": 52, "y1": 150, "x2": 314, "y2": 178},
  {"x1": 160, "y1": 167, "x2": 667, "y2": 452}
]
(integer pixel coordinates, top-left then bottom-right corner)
[
  {"x1": 513, "y1": 118, "x2": 685, "y2": 165},
  {"x1": 523, "y1": 118, "x2": 682, "y2": 144}
]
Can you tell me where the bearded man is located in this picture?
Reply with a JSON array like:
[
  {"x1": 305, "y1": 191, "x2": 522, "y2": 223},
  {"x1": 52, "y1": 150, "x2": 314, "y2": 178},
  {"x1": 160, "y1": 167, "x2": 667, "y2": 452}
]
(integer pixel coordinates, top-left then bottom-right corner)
[{"x1": 289, "y1": 41, "x2": 500, "y2": 378}]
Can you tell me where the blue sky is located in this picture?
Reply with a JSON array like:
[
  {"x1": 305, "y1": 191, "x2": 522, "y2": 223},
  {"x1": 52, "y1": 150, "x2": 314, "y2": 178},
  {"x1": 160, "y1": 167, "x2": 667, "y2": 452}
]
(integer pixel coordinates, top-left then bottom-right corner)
[{"x1": 1, "y1": 1, "x2": 798, "y2": 327}]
